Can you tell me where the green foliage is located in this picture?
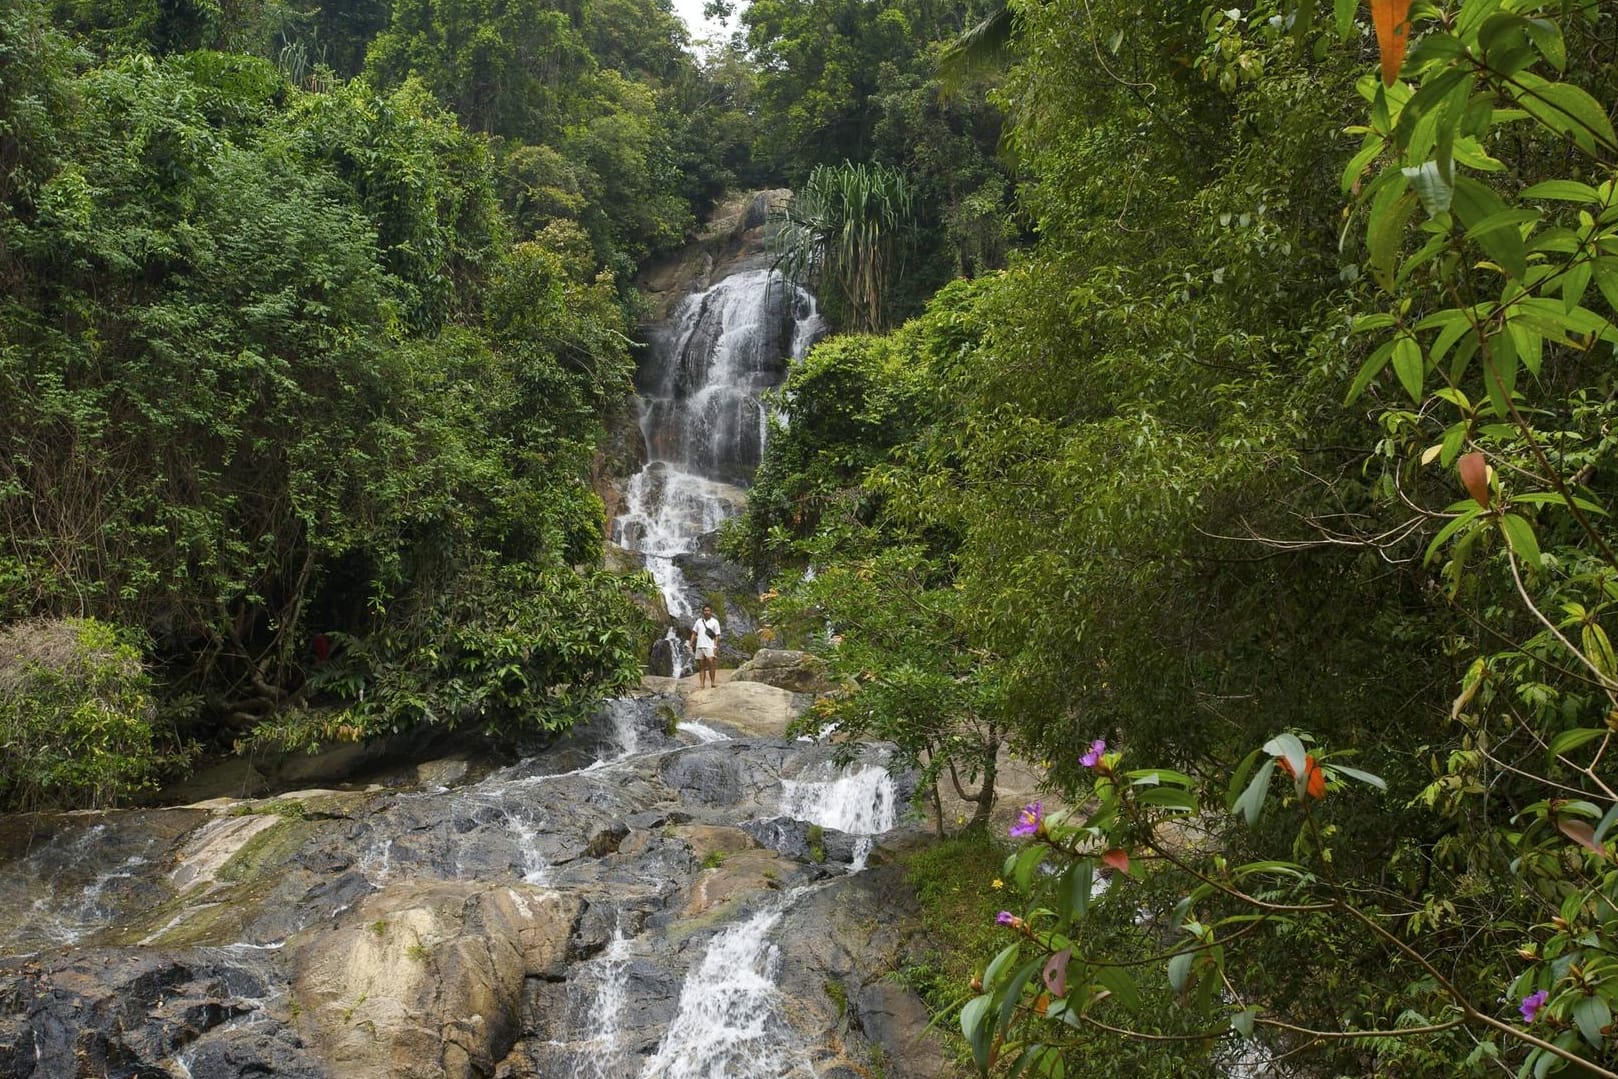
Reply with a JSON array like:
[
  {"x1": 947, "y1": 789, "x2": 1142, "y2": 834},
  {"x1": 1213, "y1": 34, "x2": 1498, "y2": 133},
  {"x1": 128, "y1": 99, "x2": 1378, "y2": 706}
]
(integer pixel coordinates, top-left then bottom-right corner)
[
  {"x1": 0, "y1": 14, "x2": 648, "y2": 757},
  {"x1": 773, "y1": 161, "x2": 915, "y2": 332},
  {"x1": 0, "y1": 618, "x2": 183, "y2": 810}
]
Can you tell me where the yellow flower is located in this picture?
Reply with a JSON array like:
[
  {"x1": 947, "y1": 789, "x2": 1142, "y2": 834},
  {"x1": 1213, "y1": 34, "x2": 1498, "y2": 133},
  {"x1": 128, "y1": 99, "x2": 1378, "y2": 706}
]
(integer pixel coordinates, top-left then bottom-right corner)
[{"x1": 991, "y1": 878, "x2": 1004, "y2": 889}]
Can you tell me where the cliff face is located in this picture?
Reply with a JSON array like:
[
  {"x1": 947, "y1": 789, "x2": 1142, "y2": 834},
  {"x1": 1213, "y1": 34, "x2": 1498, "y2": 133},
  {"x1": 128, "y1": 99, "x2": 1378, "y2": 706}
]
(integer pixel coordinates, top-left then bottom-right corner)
[{"x1": 636, "y1": 190, "x2": 793, "y2": 322}]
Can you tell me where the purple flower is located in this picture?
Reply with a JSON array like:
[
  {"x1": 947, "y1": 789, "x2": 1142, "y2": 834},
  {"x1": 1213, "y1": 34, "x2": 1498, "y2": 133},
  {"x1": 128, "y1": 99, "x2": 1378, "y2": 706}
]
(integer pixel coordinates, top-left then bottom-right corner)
[
  {"x1": 1519, "y1": 989, "x2": 1548, "y2": 1023},
  {"x1": 1081, "y1": 739, "x2": 1107, "y2": 769},
  {"x1": 996, "y1": 911, "x2": 1015, "y2": 926},
  {"x1": 1009, "y1": 801, "x2": 1043, "y2": 838}
]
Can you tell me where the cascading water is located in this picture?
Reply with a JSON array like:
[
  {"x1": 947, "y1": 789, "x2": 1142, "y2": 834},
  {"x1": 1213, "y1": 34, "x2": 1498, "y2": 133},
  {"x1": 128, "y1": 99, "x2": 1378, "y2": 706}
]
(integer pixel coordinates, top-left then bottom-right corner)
[
  {"x1": 780, "y1": 763, "x2": 899, "y2": 871},
  {"x1": 614, "y1": 268, "x2": 825, "y2": 616},
  {"x1": 567, "y1": 926, "x2": 635, "y2": 1079},
  {"x1": 640, "y1": 906, "x2": 816, "y2": 1079}
]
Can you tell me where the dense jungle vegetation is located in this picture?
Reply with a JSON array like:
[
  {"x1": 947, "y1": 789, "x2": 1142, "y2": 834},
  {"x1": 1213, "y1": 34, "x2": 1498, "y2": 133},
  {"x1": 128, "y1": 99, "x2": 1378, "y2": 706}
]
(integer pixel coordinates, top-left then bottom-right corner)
[
  {"x1": 3, "y1": 0, "x2": 1617, "y2": 1070},
  {"x1": 0, "y1": 0, "x2": 1007, "y2": 794}
]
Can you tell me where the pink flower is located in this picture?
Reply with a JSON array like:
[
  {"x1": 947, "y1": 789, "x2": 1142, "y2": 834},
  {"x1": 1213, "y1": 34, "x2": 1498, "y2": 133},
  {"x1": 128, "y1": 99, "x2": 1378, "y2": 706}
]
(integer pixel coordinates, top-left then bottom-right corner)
[
  {"x1": 1519, "y1": 989, "x2": 1548, "y2": 1023},
  {"x1": 1080, "y1": 739, "x2": 1107, "y2": 768},
  {"x1": 1009, "y1": 801, "x2": 1043, "y2": 838}
]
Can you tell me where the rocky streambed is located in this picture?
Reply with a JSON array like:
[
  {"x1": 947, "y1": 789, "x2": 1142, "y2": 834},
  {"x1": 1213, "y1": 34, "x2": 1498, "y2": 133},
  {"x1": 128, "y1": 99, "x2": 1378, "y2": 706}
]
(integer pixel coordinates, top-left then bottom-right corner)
[{"x1": 0, "y1": 686, "x2": 964, "y2": 1079}]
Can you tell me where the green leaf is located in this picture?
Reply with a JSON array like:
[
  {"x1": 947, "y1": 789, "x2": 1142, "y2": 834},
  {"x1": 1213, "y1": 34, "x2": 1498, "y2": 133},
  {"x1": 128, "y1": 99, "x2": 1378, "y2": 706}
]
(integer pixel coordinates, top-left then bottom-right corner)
[
  {"x1": 1452, "y1": 176, "x2": 1528, "y2": 279},
  {"x1": 1341, "y1": 139, "x2": 1386, "y2": 197},
  {"x1": 1584, "y1": 623, "x2": 1617, "y2": 679},
  {"x1": 1424, "y1": 505, "x2": 1484, "y2": 565},
  {"x1": 1499, "y1": 512, "x2": 1542, "y2": 568},
  {"x1": 985, "y1": 942, "x2": 1022, "y2": 988},
  {"x1": 1593, "y1": 801, "x2": 1618, "y2": 844},
  {"x1": 1232, "y1": 1007, "x2": 1258, "y2": 1038},
  {"x1": 1063, "y1": 858, "x2": 1096, "y2": 922},
  {"x1": 1368, "y1": 187, "x2": 1418, "y2": 292},
  {"x1": 1137, "y1": 787, "x2": 1198, "y2": 812},
  {"x1": 1392, "y1": 333, "x2": 1425, "y2": 400},
  {"x1": 1167, "y1": 950, "x2": 1194, "y2": 993},
  {"x1": 1127, "y1": 768, "x2": 1195, "y2": 787},
  {"x1": 1508, "y1": 492, "x2": 1607, "y2": 515},
  {"x1": 1094, "y1": 966, "x2": 1140, "y2": 1012},
  {"x1": 1329, "y1": 764, "x2": 1388, "y2": 791},
  {"x1": 1233, "y1": 758, "x2": 1277, "y2": 826},
  {"x1": 1013, "y1": 843, "x2": 1045, "y2": 892},
  {"x1": 1225, "y1": 747, "x2": 1263, "y2": 808},
  {"x1": 1595, "y1": 263, "x2": 1618, "y2": 318},
  {"x1": 1232, "y1": 859, "x2": 1309, "y2": 879},
  {"x1": 1347, "y1": 339, "x2": 1397, "y2": 402},
  {"x1": 1427, "y1": 309, "x2": 1480, "y2": 366},
  {"x1": 1563, "y1": 260, "x2": 1592, "y2": 311},
  {"x1": 1333, "y1": 0, "x2": 1357, "y2": 37},
  {"x1": 1520, "y1": 179, "x2": 1599, "y2": 203},
  {"x1": 1481, "y1": 333, "x2": 1518, "y2": 420},
  {"x1": 1573, "y1": 995, "x2": 1610, "y2": 1049},
  {"x1": 999, "y1": 957, "x2": 1044, "y2": 1036},
  {"x1": 1506, "y1": 318, "x2": 1543, "y2": 377},
  {"x1": 961, "y1": 993, "x2": 995, "y2": 1069},
  {"x1": 1521, "y1": 17, "x2": 1565, "y2": 71},
  {"x1": 1547, "y1": 727, "x2": 1607, "y2": 757},
  {"x1": 1509, "y1": 73, "x2": 1618, "y2": 156}
]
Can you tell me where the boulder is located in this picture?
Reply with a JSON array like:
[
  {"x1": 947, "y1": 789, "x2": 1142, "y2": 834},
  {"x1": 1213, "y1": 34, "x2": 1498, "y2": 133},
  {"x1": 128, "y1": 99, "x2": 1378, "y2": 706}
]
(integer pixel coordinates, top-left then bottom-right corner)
[
  {"x1": 731, "y1": 649, "x2": 835, "y2": 694},
  {"x1": 291, "y1": 881, "x2": 578, "y2": 1079},
  {"x1": 680, "y1": 680, "x2": 810, "y2": 738}
]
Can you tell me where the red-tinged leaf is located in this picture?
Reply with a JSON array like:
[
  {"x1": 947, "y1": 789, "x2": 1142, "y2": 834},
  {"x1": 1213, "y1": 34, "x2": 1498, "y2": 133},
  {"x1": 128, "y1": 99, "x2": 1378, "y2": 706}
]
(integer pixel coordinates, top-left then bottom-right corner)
[
  {"x1": 1306, "y1": 758, "x2": 1326, "y2": 800},
  {"x1": 1458, "y1": 451, "x2": 1490, "y2": 508},
  {"x1": 1278, "y1": 754, "x2": 1328, "y2": 799},
  {"x1": 1369, "y1": 0, "x2": 1414, "y2": 86},
  {"x1": 1556, "y1": 817, "x2": 1611, "y2": 859},
  {"x1": 1102, "y1": 848, "x2": 1131, "y2": 875},
  {"x1": 1043, "y1": 948, "x2": 1072, "y2": 997}
]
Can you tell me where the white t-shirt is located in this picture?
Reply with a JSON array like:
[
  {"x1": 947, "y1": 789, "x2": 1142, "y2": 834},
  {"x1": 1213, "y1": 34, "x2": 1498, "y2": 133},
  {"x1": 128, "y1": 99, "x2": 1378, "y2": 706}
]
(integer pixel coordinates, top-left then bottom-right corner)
[{"x1": 691, "y1": 616, "x2": 721, "y2": 651}]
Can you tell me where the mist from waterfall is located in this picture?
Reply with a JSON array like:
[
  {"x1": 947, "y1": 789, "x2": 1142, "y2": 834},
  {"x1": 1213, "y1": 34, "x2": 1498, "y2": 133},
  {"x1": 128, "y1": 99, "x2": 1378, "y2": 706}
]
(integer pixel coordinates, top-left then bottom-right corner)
[{"x1": 613, "y1": 268, "x2": 825, "y2": 617}]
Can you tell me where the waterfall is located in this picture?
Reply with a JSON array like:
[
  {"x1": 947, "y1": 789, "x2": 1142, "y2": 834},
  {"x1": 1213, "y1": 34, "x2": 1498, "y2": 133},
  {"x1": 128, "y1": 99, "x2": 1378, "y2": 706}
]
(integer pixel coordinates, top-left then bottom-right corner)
[
  {"x1": 779, "y1": 764, "x2": 898, "y2": 872},
  {"x1": 639, "y1": 907, "x2": 816, "y2": 1079},
  {"x1": 568, "y1": 927, "x2": 634, "y2": 1079},
  {"x1": 676, "y1": 720, "x2": 729, "y2": 743},
  {"x1": 614, "y1": 268, "x2": 824, "y2": 616}
]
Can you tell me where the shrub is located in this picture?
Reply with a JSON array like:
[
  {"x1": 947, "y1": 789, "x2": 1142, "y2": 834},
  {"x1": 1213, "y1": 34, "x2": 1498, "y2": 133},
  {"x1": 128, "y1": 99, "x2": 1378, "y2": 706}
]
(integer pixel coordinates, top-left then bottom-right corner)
[{"x1": 0, "y1": 617, "x2": 177, "y2": 811}]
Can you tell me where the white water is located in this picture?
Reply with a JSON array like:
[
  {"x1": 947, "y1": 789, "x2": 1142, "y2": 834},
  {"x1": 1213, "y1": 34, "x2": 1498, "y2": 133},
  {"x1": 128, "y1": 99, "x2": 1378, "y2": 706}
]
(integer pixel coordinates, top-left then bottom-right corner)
[
  {"x1": 640, "y1": 906, "x2": 816, "y2": 1079},
  {"x1": 779, "y1": 763, "x2": 898, "y2": 871},
  {"x1": 568, "y1": 927, "x2": 635, "y2": 1079},
  {"x1": 663, "y1": 627, "x2": 690, "y2": 680},
  {"x1": 614, "y1": 268, "x2": 824, "y2": 615},
  {"x1": 677, "y1": 720, "x2": 730, "y2": 743}
]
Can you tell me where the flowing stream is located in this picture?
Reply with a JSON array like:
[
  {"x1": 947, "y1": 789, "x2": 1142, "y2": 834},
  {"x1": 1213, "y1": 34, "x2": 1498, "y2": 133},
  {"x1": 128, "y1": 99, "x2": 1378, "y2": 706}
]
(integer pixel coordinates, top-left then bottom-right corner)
[{"x1": 613, "y1": 268, "x2": 824, "y2": 615}]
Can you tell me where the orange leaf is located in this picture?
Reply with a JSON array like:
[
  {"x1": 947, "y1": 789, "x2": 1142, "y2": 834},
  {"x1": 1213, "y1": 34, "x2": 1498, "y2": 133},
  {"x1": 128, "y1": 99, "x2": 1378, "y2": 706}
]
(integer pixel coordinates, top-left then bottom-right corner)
[
  {"x1": 1101, "y1": 848, "x2": 1131, "y2": 875},
  {"x1": 1369, "y1": 0, "x2": 1414, "y2": 86},
  {"x1": 1279, "y1": 754, "x2": 1328, "y2": 799},
  {"x1": 1458, "y1": 452, "x2": 1490, "y2": 509}
]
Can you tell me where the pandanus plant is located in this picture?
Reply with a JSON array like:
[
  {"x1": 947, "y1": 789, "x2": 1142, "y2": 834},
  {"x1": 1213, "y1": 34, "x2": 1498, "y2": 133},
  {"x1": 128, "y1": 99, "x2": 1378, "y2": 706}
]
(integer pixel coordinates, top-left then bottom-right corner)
[{"x1": 772, "y1": 162, "x2": 914, "y2": 334}]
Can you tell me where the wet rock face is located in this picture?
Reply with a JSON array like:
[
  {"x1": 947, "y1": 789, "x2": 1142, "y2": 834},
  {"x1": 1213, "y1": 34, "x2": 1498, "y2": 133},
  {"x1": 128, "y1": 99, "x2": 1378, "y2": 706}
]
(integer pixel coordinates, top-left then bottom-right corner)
[
  {"x1": 0, "y1": 949, "x2": 321, "y2": 1079},
  {"x1": 0, "y1": 695, "x2": 964, "y2": 1079}
]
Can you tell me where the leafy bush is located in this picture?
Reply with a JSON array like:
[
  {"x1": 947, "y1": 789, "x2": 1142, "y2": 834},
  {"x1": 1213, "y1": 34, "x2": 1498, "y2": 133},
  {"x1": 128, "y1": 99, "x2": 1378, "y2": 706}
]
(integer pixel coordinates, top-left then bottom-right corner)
[{"x1": 0, "y1": 618, "x2": 181, "y2": 810}]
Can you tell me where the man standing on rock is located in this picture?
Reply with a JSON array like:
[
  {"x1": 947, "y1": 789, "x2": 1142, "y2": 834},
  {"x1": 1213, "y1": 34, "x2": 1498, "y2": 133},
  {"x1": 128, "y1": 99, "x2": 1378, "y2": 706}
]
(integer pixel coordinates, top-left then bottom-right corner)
[{"x1": 689, "y1": 605, "x2": 722, "y2": 689}]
